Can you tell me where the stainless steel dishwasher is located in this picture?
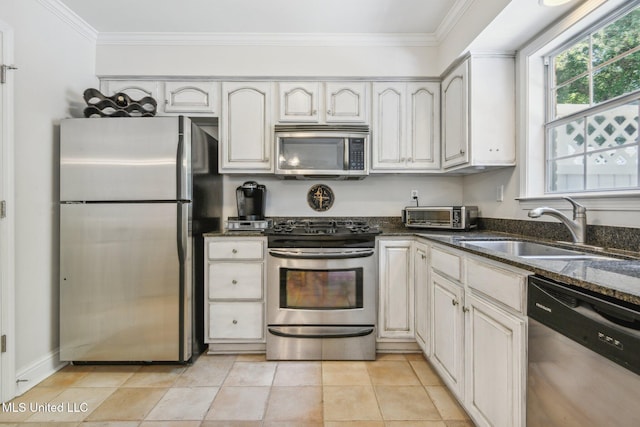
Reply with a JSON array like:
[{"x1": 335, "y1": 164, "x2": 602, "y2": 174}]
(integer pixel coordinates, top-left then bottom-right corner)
[{"x1": 527, "y1": 276, "x2": 640, "y2": 426}]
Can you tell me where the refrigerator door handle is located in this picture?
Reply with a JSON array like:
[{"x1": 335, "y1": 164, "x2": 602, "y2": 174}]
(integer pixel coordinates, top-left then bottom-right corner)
[
  {"x1": 176, "y1": 202, "x2": 192, "y2": 361},
  {"x1": 176, "y1": 117, "x2": 192, "y2": 201}
]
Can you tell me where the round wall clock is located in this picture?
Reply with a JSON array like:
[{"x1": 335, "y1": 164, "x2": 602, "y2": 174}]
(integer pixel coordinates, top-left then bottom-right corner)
[{"x1": 307, "y1": 184, "x2": 335, "y2": 212}]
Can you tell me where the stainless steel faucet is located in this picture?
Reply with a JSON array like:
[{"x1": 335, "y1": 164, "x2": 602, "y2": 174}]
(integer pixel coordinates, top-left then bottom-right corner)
[{"x1": 528, "y1": 197, "x2": 587, "y2": 244}]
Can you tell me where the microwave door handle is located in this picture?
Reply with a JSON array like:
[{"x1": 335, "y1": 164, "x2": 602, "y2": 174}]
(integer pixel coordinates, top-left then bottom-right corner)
[{"x1": 344, "y1": 138, "x2": 349, "y2": 170}]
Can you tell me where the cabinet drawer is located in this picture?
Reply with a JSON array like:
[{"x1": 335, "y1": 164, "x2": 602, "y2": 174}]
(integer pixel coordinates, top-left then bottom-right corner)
[
  {"x1": 208, "y1": 262, "x2": 263, "y2": 299},
  {"x1": 208, "y1": 302, "x2": 263, "y2": 340},
  {"x1": 207, "y1": 240, "x2": 263, "y2": 260},
  {"x1": 466, "y1": 258, "x2": 525, "y2": 313},
  {"x1": 431, "y1": 246, "x2": 462, "y2": 281}
]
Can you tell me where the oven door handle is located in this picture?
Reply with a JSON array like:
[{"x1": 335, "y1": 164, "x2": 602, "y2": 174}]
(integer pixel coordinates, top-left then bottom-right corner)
[
  {"x1": 268, "y1": 326, "x2": 375, "y2": 339},
  {"x1": 268, "y1": 248, "x2": 375, "y2": 259}
]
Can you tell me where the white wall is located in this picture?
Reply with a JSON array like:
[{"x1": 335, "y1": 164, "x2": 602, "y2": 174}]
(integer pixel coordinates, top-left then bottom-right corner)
[
  {"x1": 0, "y1": 0, "x2": 97, "y2": 395},
  {"x1": 223, "y1": 175, "x2": 463, "y2": 220},
  {"x1": 96, "y1": 44, "x2": 440, "y2": 78}
]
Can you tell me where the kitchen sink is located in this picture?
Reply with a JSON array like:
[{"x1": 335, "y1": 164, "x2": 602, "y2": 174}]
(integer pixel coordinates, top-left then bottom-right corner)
[{"x1": 458, "y1": 239, "x2": 620, "y2": 261}]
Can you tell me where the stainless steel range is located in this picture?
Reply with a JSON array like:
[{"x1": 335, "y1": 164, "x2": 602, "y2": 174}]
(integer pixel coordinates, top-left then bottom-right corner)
[{"x1": 265, "y1": 219, "x2": 380, "y2": 360}]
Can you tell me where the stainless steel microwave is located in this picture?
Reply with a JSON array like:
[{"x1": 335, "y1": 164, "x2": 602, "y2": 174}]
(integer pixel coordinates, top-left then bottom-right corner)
[
  {"x1": 274, "y1": 124, "x2": 369, "y2": 179},
  {"x1": 402, "y1": 206, "x2": 478, "y2": 230}
]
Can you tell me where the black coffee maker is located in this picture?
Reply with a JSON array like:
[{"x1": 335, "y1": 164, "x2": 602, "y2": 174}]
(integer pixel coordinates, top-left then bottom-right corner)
[{"x1": 236, "y1": 181, "x2": 267, "y2": 220}]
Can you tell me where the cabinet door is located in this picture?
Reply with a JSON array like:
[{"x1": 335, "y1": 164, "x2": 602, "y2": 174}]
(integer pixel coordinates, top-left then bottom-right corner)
[
  {"x1": 407, "y1": 82, "x2": 440, "y2": 170},
  {"x1": 431, "y1": 270, "x2": 464, "y2": 398},
  {"x1": 325, "y1": 82, "x2": 368, "y2": 122},
  {"x1": 378, "y1": 239, "x2": 414, "y2": 339},
  {"x1": 414, "y1": 241, "x2": 430, "y2": 355},
  {"x1": 208, "y1": 262, "x2": 263, "y2": 300},
  {"x1": 465, "y1": 292, "x2": 525, "y2": 427},
  {"x1": 220, "y1": 82, "x2": 273, "y2": 172},
  {"x1": 442, "y1": 60, "x2": 469, "y2": 169},
  {"x1": 371, "y1": 83, "x2": 405, "y2": 170},
  {"x1": 100, "y1": 80, "x2": 161, "y2": 103},
  {"x1": 164, "y1": 81, "x2": 219, "y2": 114},
  {"x1": 278, "y1": 82, "x2": 320, "y2": 122},
  {"x1": 208, "y1": 302, "x2": 264, "y2": 340}
]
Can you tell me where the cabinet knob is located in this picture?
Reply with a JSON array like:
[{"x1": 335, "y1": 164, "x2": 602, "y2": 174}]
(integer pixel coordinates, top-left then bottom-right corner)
[
  {"x1": 452, "y1": 299, "x2": 459, "y2": 306},
  {"x1": 421, "y1": 254, "x2": 426, "y2": 260},
  {"x1": 312, "y1": 109, "x2": 317, "y2": 115},
  {"x1": 460, "y1": 149, "x2": 465, "y2": 154},
  {"x1": 462, "y1": 306, "x2": 469, "y2": 313},
  {"x1": 327, "y1": 109, "x2": 332, "y2": 115},
  {"x1": 232, "y1": 249, "x2": 238, "y2": 254},
  {"x1": 232, "y1": 279, "x2": 238, "y2": 285},
  {"x1": 407, "y1": 157, "x2": 413, "y2": 162},
  {"x1": 232, "y1": 319, "x2": 238, "y2": 325}
]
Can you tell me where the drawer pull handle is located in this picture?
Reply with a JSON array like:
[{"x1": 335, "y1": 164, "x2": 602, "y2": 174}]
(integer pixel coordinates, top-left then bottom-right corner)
[
  {"x1": 232, "y1": 280, "x2": 238, "y2": 285},
  {"x1": 232, "y1": 319, "x2": 238, "y2": 325},
  {"x1": 232, "y1": 249, "x2": 238, "y2": 254}
]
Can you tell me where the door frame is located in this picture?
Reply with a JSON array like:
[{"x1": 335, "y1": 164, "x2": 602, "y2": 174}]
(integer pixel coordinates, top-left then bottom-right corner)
[{"x1": 0, "y1": 19, "x2": 16, "y2": 402}]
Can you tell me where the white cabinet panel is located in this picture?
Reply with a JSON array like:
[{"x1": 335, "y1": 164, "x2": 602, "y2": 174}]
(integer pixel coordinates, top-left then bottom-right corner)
[
  {"x1": 431, "y1": 270, "x2": 465, "y2": 398},
  {"x1": 100, "y1": 80, "x2": 161, "y2": 102},
  {"x1": 164, "y1": 81, "x2": 219, "y2": 114},
  {"x1": 208, "y1": 302, "x2": 263, "y2": 340},
  {"x1": 465, "y1": 292, "x2": 525, "y2": 427},
  {"x1": 441, "y1": 55, "x2": 516, "y2": 172},
  {"x1": 207, "y1": 240, "x2": 264, "y2": 260},
  {"x1": 325, "y1": 82, "x2": 368, "y2": 122},
  {"x1": 378, "y1": 239, "x2": 414, "y2": 339},
  {"x1": 208, "y1": 263, "x2": 263, "y2": 299},
  {"x1": 371, "y1": 82, "x2": 440, "y2": 172},
  {"x1": 414, "y1": 240, "x2": 430, "y2": 355},
  {"x1": 220, "y1": 82, "x2": 273, "y2": 172},
  {"x1": 278, "y1": 82, "x2": 320, "y2": 122}
]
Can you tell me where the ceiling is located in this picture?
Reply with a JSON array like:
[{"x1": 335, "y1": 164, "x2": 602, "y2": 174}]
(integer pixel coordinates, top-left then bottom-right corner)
[{"x1": 57, "y1": 0, "x2": 464, "y2": 35}]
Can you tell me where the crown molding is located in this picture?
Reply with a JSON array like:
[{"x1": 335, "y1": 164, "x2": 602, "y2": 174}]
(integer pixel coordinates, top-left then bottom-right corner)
[
  {"x1": 37, "y1": 0, "x2": 98, "y2": 42},
  {"x1": 96, "y1": 32, "x2": 438, "y2": 47},
  {"x1": 435, "y1": 0, "x2": 475, "y2": 41}
]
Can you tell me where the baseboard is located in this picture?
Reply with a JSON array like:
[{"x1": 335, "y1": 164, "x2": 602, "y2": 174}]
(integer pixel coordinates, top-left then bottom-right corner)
[{"x1": 15, "y1": 348, "x2": 67, "y2": 396}]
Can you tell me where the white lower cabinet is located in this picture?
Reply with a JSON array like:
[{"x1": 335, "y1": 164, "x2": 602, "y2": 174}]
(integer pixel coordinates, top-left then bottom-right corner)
[
  {"x1": 377, "y1": 238, "x2": 414, "y2": 341},
  {"x1": 430, "y1": 270, "x2": 465, "y2": 398},
  {"x1": 413, "y1": 240, "x2": 430, "y2": 355},
  {"x1": 465, "y1": 291, "x2": 525, "y2": 427},
  {"x1": 424, "y1": 242, "x2": 529, "y2": 427},
  {"x1": 204, "y1": 236, "x2": 266, "y2": 353}
]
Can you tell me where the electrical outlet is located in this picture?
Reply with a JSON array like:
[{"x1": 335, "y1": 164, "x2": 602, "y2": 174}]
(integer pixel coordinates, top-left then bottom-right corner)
[{"x1": 411, "y1": 189, "x2": 419, "y2": 200}]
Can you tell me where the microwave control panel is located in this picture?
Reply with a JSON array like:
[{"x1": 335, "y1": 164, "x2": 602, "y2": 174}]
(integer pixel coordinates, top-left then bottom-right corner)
[{"x1": 348, "y1": 138, "x2": 366, "y2": 170}]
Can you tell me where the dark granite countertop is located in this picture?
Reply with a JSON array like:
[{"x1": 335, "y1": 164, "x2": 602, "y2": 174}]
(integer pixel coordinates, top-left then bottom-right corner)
[
  {"x1": 205, "y1": 221, "x2": 640, "y2": 306},
  {"x1": 382, "y1": 228, "x2": 640, "y2": 306}
]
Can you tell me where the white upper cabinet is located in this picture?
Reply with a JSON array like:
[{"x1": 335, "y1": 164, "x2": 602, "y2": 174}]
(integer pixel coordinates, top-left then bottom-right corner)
[
  {"x1": 220, "y1": 82, "x2": 273, "y2": 173},
  {"x1": 441, "y1": 55, "x2": 516, "y2": 172},
  {"x1": 371, "y1": 81, "x2": 440, "y2": 172},
  {"x1": 325, "y1": 82, "x2": 368, "y2": 122},
  {"x1": 277, "y1": 81, "x2": 368, "y2": 123},
  {"x1": 164, "y1": 81, "x2": 219, "y2": 114},
  {"x1": 278, "y1": 82, "x2": 320, "y2": 122},
  {"x1": 100, "y1": 80, "x2": 161, "y2": 104}
]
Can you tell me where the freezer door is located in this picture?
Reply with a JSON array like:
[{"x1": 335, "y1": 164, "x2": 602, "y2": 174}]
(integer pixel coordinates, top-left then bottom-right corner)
[
  {"x1": 60, "y1": 117, "x2": 191, "y2": 201},
  {"x1": 60, "y1": 202, "x2": 191, "y2": 362}
]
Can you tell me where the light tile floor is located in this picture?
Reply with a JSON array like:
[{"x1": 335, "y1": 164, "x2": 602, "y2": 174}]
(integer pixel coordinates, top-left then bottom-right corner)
[{"x1": 0, "y1": 353, "x2": 474, "y2": 426}]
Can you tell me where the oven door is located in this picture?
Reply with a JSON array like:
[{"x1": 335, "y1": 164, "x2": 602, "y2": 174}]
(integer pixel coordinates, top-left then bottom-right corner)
[{"x1": 267, "y1": 247, "x2": 377, "y2": 326}]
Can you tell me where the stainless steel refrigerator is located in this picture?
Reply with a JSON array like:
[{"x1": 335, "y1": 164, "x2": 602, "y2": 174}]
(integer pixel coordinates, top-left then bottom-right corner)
[{"x1": 59, "y1": 116, "x2": 221, "y2": 362}]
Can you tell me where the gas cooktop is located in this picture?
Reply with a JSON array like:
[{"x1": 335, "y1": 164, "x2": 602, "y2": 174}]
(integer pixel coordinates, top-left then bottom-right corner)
[
  {"x1": 264, "y1": 219, "x2": 381, "y2": 248},
  {"x1": 264, "y1": 219, "x2": 381, "y2": 236}
]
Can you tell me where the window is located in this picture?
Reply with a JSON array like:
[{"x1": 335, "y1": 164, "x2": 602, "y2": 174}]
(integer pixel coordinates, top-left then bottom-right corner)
[{"x1": 545, "y1": 4, "x2": 640, "y2": 194}]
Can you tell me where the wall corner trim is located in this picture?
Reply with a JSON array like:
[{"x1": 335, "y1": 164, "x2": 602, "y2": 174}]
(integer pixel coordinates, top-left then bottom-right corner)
[{"x1": 37, "y1": 0, "x2": 98, "y2": 43}]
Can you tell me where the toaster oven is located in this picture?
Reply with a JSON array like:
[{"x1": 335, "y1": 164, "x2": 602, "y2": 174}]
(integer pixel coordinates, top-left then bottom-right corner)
[{"x1": 402, "y1": 206, "x2": 478, "y2": 230}]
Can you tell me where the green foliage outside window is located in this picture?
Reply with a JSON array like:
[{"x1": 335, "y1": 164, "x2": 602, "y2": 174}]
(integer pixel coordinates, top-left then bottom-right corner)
[{"x1": 554, "y1": 7, "x2": 640, "y2": 107}]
